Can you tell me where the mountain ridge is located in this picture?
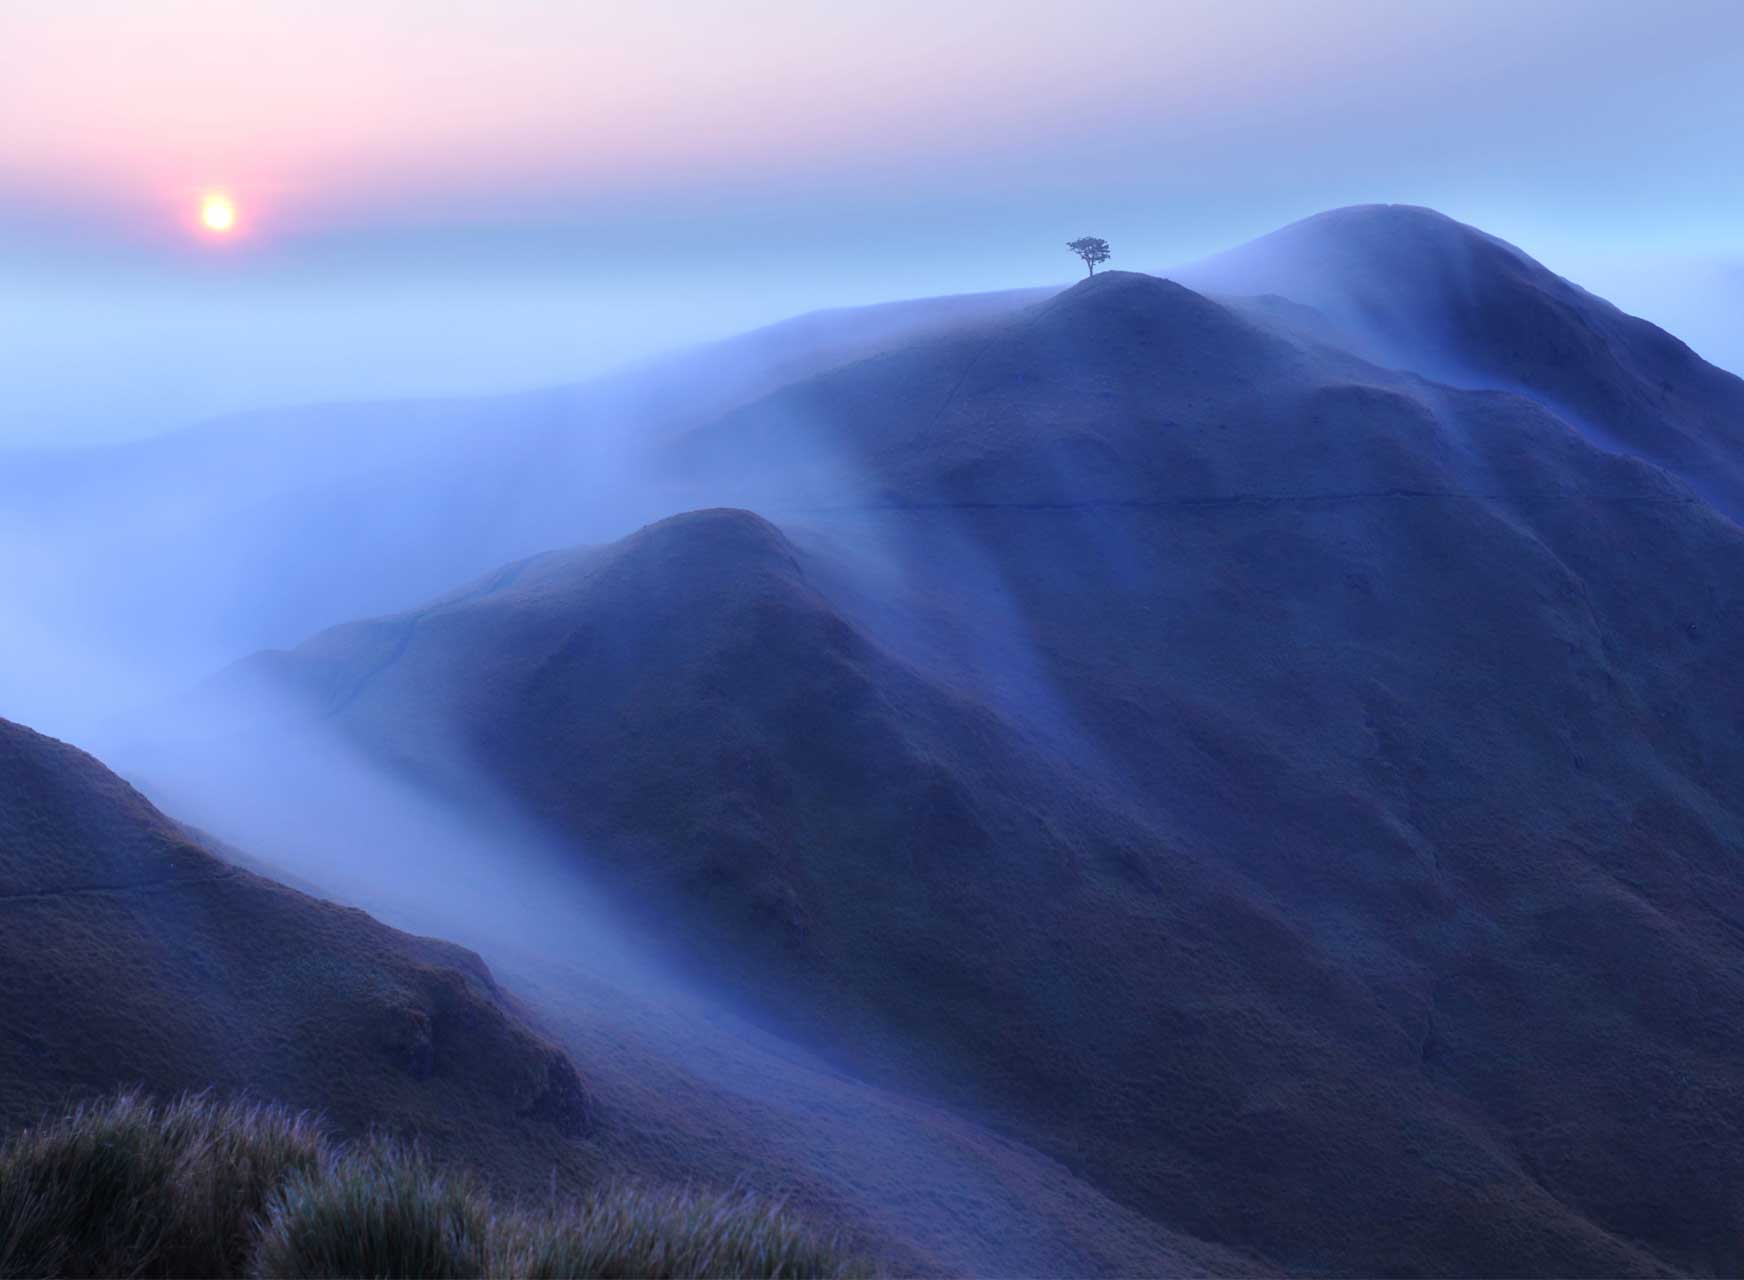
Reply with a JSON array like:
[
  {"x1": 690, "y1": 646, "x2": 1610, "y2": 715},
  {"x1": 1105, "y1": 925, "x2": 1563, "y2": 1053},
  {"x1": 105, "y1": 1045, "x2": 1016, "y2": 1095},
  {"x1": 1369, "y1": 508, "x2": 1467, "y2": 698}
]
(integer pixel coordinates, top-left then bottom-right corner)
[{"x1": 17, "y1": 204, "x2": 1744, "y2": 1274}]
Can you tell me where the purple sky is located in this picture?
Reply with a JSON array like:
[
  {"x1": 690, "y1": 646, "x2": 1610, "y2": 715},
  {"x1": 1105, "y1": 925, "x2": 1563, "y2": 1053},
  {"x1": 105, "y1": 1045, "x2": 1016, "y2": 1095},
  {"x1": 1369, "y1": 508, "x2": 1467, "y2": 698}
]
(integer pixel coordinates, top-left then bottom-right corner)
[{"x1": 3, "y1": 0, "x2": 1741, "y2": 443}]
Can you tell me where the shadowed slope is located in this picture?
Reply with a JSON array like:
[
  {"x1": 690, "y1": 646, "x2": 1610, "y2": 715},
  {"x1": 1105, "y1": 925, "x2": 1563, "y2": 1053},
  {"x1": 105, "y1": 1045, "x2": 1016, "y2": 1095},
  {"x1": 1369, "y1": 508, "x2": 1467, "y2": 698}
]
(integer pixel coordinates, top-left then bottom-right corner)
[
  {"x1": 664, "y1": 270, "x2": 1309, "y2": 508},
  {"x1": 188, "y1": 507, "x2": 1115, "y2": 1056},
  {"x1": 185, "y1": 421, "x2": 1744, "y2": 1278},
  {"x1": 1177, "y1": 203, "x2": 1744, "y2": 518},
  {"x1": 0, "y1": 717, "x2": 590, "y2": 1195},
  {"x1": 0, "y1": 723, "x2": 1254, "y2": 1279},
  {"x1": 98, "y1": 237, "x2": 1744, "y2": 1274}
]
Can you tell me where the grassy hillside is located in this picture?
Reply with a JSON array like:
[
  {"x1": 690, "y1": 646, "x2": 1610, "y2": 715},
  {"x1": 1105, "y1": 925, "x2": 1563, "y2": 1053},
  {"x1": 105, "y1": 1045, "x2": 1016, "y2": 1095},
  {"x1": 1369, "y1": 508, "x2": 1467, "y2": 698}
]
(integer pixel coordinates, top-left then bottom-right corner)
[
  {"x1": 156, "y1": 244, "x2": 1744, "y2": 1273},
  {"x1": 2, "y1": 712, "x2": 1246, "y2": 1276},
  {"x1": 0, "y1": 716, "x2": 589, "y2": 1197}
]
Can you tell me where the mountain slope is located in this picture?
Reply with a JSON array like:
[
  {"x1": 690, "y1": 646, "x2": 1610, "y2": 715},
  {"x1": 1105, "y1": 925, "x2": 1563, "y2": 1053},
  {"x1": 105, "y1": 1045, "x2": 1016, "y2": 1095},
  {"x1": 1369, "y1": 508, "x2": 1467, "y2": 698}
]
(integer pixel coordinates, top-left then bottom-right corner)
[
  {"x1": 68, "y1": 211, "x2": 1744, "y2": 1274},
  {"x1": 167, "y1": 275, "x2": 1744, "y2": 1272},
  {"x1": 1177, "y1": 203, "x2": 1744, "y2": 518},
  {"x1": 0, "y1": 716, "x2": 590, "y2": 1194},
  {"x1": 1, "y1": 715, "x2": 1264, "y2": 1278}
]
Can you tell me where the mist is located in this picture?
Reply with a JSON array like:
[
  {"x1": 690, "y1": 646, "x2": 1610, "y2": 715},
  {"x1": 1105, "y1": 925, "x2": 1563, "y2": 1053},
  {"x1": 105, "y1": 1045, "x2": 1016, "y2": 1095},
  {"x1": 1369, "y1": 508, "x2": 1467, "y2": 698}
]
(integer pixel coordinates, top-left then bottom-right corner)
[
  {"x1": 84, "y1": 630, "x2": 1136, "y2": 1277},
  {"x1": 8, "y1": 198, "x2": 1744, "y2": 1279},
  {"x1": 7, "y1": 0, "x2": 1744, "y2": 447},
  {"x1": 6, "y1": 3, "x2": 1744, "y2": 1274},
  {"x1": 6, "y1": 214, "x2": 1737, "y2": 457},
  {"x1": 0, "y1": 230, "x2": 1045, "y2": 449}
]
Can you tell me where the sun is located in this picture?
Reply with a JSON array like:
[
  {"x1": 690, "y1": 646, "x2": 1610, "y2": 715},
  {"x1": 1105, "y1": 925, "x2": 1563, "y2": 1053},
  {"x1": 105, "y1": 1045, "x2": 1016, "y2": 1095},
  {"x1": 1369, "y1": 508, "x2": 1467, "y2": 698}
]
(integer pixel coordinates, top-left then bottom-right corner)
[{"x1": 200, "y1": 194, "x2": 236, "y2": 234}]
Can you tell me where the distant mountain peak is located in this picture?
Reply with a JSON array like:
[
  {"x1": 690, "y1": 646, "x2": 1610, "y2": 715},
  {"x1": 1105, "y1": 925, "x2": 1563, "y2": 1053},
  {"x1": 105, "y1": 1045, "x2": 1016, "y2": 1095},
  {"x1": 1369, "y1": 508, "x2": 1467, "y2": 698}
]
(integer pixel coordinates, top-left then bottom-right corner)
[
  {"x1": 1177, "y1": 202, "x2": 1744, "y2": 517},
  {"x1": 1296, "y1": 201, "x2": 1462, "y2": 227}
]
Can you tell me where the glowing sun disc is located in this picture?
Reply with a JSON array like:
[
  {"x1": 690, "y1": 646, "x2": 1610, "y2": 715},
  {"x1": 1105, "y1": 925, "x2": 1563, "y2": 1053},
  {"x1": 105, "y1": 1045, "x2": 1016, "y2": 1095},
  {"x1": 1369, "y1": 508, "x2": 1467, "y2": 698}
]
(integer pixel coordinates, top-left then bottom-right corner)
[{"x1": 201, "y1": 194, "x2": 236, "y2": 233}]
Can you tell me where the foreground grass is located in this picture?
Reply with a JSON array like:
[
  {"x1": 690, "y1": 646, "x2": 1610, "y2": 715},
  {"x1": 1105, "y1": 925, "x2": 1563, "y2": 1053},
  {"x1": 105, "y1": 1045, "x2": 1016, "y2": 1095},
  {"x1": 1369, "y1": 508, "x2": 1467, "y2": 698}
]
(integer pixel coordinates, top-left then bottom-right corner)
[{"x1": 0, "y1": 1092, "x2": 870, "y2": 1279}]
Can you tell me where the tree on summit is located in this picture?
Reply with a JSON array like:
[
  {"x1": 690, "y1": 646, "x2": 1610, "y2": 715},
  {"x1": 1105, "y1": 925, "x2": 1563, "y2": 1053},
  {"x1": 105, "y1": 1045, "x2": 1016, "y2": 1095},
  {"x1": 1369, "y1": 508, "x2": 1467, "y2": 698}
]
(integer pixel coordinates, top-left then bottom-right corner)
[{"x1": 1067, "y1": 237, "x2": 1111, "y2": 276}]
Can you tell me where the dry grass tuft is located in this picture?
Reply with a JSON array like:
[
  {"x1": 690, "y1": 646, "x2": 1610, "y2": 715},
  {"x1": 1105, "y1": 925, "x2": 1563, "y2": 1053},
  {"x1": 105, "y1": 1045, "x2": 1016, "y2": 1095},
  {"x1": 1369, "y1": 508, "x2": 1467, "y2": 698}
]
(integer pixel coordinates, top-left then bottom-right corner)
[
  {"x1": 0, "y1": 1090, "x2": 325, "y2": 1278},
  {"x1": 494, "y1": 1183, "x2": 873, "y2": 1279},
  {"x1": 0, "y1": 1091, "x2": 871, "y2": 1279}
]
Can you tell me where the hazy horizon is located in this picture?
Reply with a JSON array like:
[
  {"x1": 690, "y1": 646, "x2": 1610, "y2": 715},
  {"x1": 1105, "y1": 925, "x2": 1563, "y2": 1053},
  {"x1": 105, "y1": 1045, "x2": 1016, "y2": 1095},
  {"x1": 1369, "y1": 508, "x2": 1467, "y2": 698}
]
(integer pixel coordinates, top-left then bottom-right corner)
[{"x1": 4, "y1": 0, "x2": 1740, "y2": 447}]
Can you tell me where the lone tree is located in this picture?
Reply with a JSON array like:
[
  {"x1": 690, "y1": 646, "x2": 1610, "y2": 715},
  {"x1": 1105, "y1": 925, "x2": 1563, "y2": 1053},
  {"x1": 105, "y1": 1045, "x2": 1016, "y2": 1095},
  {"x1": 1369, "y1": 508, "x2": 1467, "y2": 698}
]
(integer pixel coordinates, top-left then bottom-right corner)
[{"x1": 1068, "y1": 236, "x2": 1112, "y2": 276}]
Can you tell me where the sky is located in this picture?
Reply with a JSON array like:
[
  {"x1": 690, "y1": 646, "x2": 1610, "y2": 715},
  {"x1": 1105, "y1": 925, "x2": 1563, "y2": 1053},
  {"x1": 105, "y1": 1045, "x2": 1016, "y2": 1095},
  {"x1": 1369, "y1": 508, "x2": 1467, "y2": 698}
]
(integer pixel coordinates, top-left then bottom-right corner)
[{"x1": 3, "y1": 0, "x2": 1741, "y2": 444}]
